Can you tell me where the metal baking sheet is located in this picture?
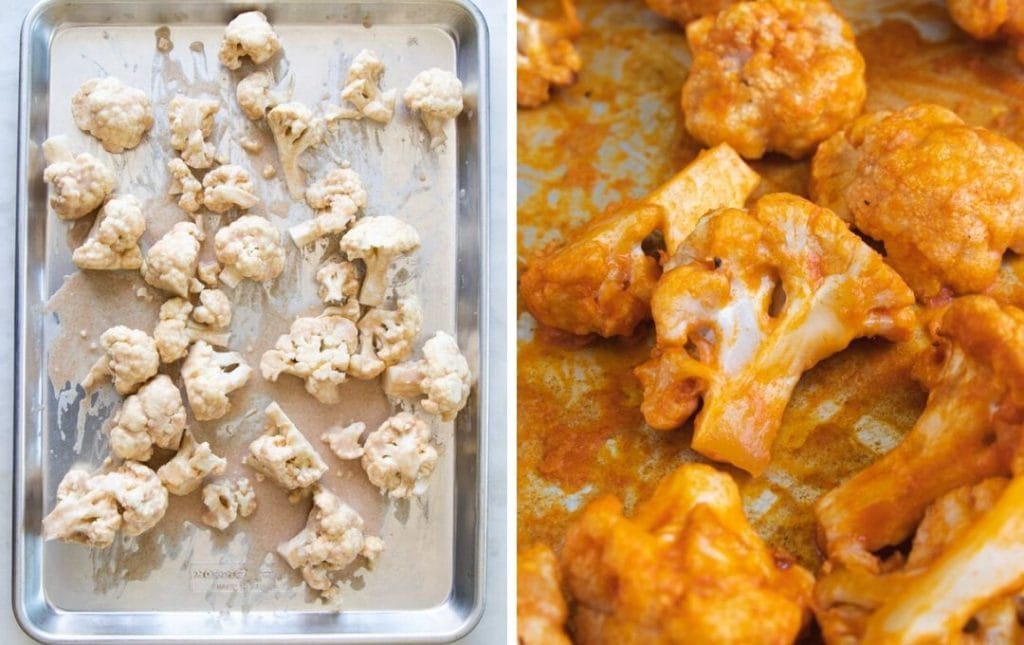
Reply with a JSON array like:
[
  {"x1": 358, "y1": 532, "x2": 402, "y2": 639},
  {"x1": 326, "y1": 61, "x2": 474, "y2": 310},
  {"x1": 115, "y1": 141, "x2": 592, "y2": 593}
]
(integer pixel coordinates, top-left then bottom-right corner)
[{"x1": 15, "y1": 0, "x2": 490, "y2": 641}]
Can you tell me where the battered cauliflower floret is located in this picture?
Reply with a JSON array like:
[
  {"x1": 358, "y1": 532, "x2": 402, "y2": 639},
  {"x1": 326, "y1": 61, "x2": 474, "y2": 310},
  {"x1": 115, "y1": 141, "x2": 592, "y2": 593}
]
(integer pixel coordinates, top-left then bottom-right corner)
[
  {"x1": 949, "y1": 0, "x2": 1024, "y2": 62},
  {"x1": 643, "y1": 0, "x2": 735, "y2": 26},
  {"x1": 810, "y1": 104, "x2": 1024, "y2": 300},
  {"x1": 277, "y1": 485, "x2": 383, "y2": 602},
  {"x1": 360, "y1": 412, "x2": 438, "y2": 498},
  {"x1": 246, "y1": 402, "x2": 328, "y2": 491},
  {"x1": 153, "y1": 297, "x2": 231, "y2": 363},
  {"x1": 321, "y1": 422, "x2": 366, "y2": 460},
  {"x1": 338, "y1": 50, "x2": 397, "y2": 124},
  {"x1": 108, "y1": 374, "x2": 187, "y2": 462},
  {"x1": 71, "y1": 195, "x2": 146, "y2": 271},
  {"x1": 214, "y1": 215, "x2": 285, "y2": 287},
  {"x1": 236, "y1": 70, "x2": 289, "y2": 120},
  {"x1": 316, "y1": 260, "x2": 361, "y2": 318},
  {"x1": 83, "y1": 326, "x2": 160, "y2": 395},
  {"x1": 562, "y1": 463, "x2": 814, "y2": 644},
  {"x1": 41, "y1": 136, "x2": 116, "y2": 220},
  {"x1": 201, "y1": 164, "x2": 259, "y2": 213},
  {"x1": 681, "y1": 0, "x2": 866, "y2": 160},
  {"x1": 517, "y1": 1, "x2": 582, "y2": 108},
  {"x1": 168, "y1": 95, "x2": 220, "y2": 169},
  {"x1": 166, "y1": 158, "x2": 203, "y2": 214},
  {"x1": 42, "y1": 461, "x2": 169, "y2": 548},
  {"x1": 349, "y1": 299, "x2": 423, "y2": 379},
  {"x1": 181, "y1": 340, "x2": 253, "y2": 421},
  {"x1": 192, "y1": 289, "x2": 232, "y2": 328},
  {"x1": 197, "y1": 260, "x2": 221, "y2": 288},
  {"x1": 71, "y1": 77, "x2": 154, "y2": 153},
  {"x1": 635, "y1": 194, "x2": 916, "y2": 475},
  {"x1": 141, "y1": 221, "x2": 202, "y2": 298},
  {"x1": 383, "y1": 331, "x2": 473, "y2": 422},
  {"x1": 156, "y1": 431, "x2": 227, "y2": 496},
  {"x1": 267, "y1": 102, "x2": 324, "y2": 200},
  {"x1": 518, "y1": 544, "x2": 571, "y2": 645},
  {"x1": 290, "y1": 168, "x2": 368, "y2": 246},
  {"x1": 201, "y1": 477, "x2": 256, "y2": 530},
  {"x1": 219, "y1": 11, "x2": 282, "y2": 70},
  {"x1": 339, "y1": 215, "x2": 421, "y2": 306},
  {"x1": 259, "y1": 308, "x2": 359, "y2": 404},
  {"x1": 403, "y1": 68, "x2": 464, "y2": 148}
]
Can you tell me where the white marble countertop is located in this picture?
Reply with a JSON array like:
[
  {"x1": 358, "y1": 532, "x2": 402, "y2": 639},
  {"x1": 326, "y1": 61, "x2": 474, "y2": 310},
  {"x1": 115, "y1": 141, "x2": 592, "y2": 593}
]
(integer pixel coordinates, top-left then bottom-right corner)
[{"x1": 0, "y1": 0, "x2": 508, "y2": 642}]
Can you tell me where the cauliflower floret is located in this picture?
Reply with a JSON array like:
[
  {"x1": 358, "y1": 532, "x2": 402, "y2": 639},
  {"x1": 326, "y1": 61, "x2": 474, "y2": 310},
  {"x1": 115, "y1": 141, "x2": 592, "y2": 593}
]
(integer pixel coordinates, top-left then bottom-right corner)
[
  {"x1": 635, "y1": 194, "x2": 916, "y2": 475},
  {"x1": 260, "y1": 308, "x2": 358, "y2": 404},
  {"x1": 200, "y1": 164, "x2": 259, "y2": 213},
  {"x1": 201, "y1": 477, "x2": 256, "y2": 530},
  {"x1": 338, "y1": 50, "x2": 397, "y2": 124},
  {"x1": 141, "y1": 221, "x2": 203, "y2": 298},
  {"x1": 246, "y1": 402, "x2": 328, "y2": 491},
  {"x1": 403, "y1": 68, "x2": 464, "y2": 148},
  {"x1": 290, "y1": 168, "x2": 368, "y2": 246},
  {"x1": 71, "y1": 77, "x2": 154, "y2": 153},
  {"x1": 267, "y1": 102, "x2": 324, "y2": 200},
  {"x1": 517, "y1": 1, "x2": 582, "y2": 108},
  {"x1": 181, "y1": 340, "x2": 253, "y2": 421},
  {"x1": 82, "y1": 326, "x2": 160, "y2": 395},
  {"x1": 236, "y1": 70, "x2": 289, "y2": 120},
  {"x1": 339, "y1": 215, "x2": 420, "y2": 306},
  {"x1": 42, "y1": 461, "x2": 169, "y2": 547},
  {"x1": 197, "y1": 260, "x2": 221, "y2": 288},
  {"x1": 321, "y1": 422, "x2": 366, "y2": 460},
  {"x1": 681, "y1": 0, "x2": 866, "y2": 159},
  {"x1": 349, "y1": 299, "x2": 422, "y2": 379},
  {"x1": 192, "y1": 289, "x2": 232, "y2": 329},
  {"x1": 214, "y1": 215, "x2": 285, "y2": 287},
  {"x1": 153, "y1": 297, "x2": 231, "y2": 363},
  {"x1": 168, "y1": 95, "x2": 220, "y2": 169},
  {"x1": 562, "y1": 463, "x2": 814, "y2": 643},
  {"x1": 949, "y1": 0, "x2": 1024, "y2": 62},
  {"x1": 71, "y1": 195, "x2": 146, "y2": 271},
  {"x1": 810, "y1": 104, "x2": 1024, "y2": 300},
  {"x1": 360, "y1": 412, "x2": 437, "y2": 498},
  {"x1": 277, "y1": 485, "x2": 383, "y2": 601},
  {"x1": 316, "y1": 260, "x2": 361, "y2": 318},
  {"x1": 643, "y1": 0, "x2": 734, "y2": 26},
  {"x1": 41, "y1": 136, "x2": 116, "y2": 220},
  {"x1": 518, "y1": 544, "x2": 572, "y2": 645},
  {"x1": 108, "y1": 374, "x2": 187, "y2": 462},
  {"x1": 157, "y1": 431, "x2": 227, "y2": 496},
  {"x1": 166, "y1": 158, "x2": 203, "y2": 214},
  {"x1": 383, "y1": 331, "x2": 473, "y2": 422},
  {"x1": 219, "y1": 11, "x2": 282, "y2": 70}
]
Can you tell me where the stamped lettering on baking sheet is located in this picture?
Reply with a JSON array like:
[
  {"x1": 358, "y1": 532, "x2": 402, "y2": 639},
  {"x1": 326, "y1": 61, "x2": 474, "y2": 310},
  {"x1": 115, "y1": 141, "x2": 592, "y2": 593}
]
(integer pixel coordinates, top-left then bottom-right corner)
[{"x1": 189, "y1": 563, "x2": 277, "y2": 593}]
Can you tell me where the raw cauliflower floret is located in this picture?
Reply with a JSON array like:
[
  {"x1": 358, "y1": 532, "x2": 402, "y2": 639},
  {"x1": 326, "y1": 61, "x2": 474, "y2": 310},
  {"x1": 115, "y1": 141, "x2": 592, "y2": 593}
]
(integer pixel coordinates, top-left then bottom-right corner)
[
  {"x1": 517, "y1": 1, "x2": 582, "y2": 108},
  {"x1": 83, "y1": 326, "x2": 160, "y2": 395},
  {"x1": 201, "y1": 477, "x2": 256, "y2": 530},
  {"x1": 321, "y1": 422, "x2": 366, "y2": 460},
  {"x1": 193, "y1": 289, "x2": 232, "y2": 328},
  {"x1": 108, "y1": 374, "x2": 187, "y2": 462},
  {"x1": 949, "y1": 0, "x2": 1024, "y2": 62},
  {"x1": 383, "y1": 331, "x2": 473, "y2": 422},
  {"x1": 259, "y1": 308, "x2": 358, "y2": 404},
  {"x1": 236, "y1": 70, "x2": 289, "y2": 120},
  {"x1": 181, "y1": 340, "x2": 253, "y2": 421},
  {"x1": 360, "y1": 412, "x2": 438, "y2": 498},
  {"x1": 349, "y1": 299, "x2": 422, "y2": 379},
  {"x1": 562, "y1": 463, "x2": 814, "y2": 644},
  {"x1": 682, "y1": 0, "x2": 866, "y2": 159},
  {"x1": 166, "y1": 158, "x2": 203, "y2": 214},
  {"x1": 168, "y1": 95, "x2": 220, "y2": 169},
  {"x1": 214, "y1": 215, "x2": 285, "y2": 287},
  {"x1": 157, "y1": 431, "x2": 227, "y2": 495},
  {"x1": 153, "y1": 297, "x2": 231, "y2": 363},
  {"x1": 42, "y1": 461, "x2": 169, "y2": 548},
  {"x1": 71, "y1": 77, "x2": 154, "y2": 153},
  {"x1": 201, "y1": 164, "x2": 259, "y2": 213},
  {"x1": 41, "y1": 136, "x2": 116, "y2": 220},
  {"x1": 141, "y1": 221, "x2": 202, "y2": 298},
  {"x1": 338, "y1": 50, "x2": 397, "y2": 124},
  {"x1": 267, "y1": 102, "x2": 324, "y2": 200},
  {"x1": 643, "y1": 0, "x2": 735, "y2": 26},
  {"x1": 290, "y1": 168, "x2": 368, "y2": 246},
  {"x1": 219, "y1": 11, "x2": 282, "y2": 70},
  {"x1": 403, "y1": 68, "x2": 464, "y2": 148},
  {"x1": 246, "y1": 402, "x2": 328, "y2": 491},
  {"x1": 339, "y1": 215, "x2": 420, "y2": 306},
  {"x1": 634, "y1": 194, "x2": 916, "y2": 475},
  {"x1": 518, "y1": 543, "x2": 572, "y2": 645},
  {"x1": 277, "y1": 485, "x2": 383, "y2": 601},
  {"x1": 316, "y1": 260, "x2": 361, "y2": 319},
  {"x1": 72, "y1": 195, "x2": 146, "y2": 271}
]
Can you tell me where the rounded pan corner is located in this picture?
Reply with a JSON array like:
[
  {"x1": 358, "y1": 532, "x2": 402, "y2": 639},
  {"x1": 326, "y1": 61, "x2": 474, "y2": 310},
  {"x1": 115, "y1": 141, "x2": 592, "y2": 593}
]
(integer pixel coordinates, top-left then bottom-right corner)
[
  {"x1": 11, "y1": 586, "x2": 56, "y2": 645},
  {"x1": 20, "y1": 0, "x2": 62, "y2": 42}
]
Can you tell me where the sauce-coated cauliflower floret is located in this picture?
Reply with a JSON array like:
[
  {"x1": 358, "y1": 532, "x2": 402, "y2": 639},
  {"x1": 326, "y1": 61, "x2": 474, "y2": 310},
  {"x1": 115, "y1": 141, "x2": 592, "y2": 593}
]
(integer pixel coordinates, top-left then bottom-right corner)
[
  {"x1": 517, "y1": 1, "x2": 582, "y2": 108},
  {"x1": 635, "y1": 194, "x2": 916, "y2": 475},
  {"x1": 236, "y1": 70, "x2": 288, "y2": 120},
  {"x1": 214, "y1": 215, "x2": 285, "y2": 287},
  {"x1": 201, "y1": 477, "x2": 256, "y2": 530},
  {"x1": 181, "y1": 340, "x2": 253, "y2": 421},
  {"x1": 168, "y1": 95, "x2": 220, "y2": 169},
  {"x1": 682, "y1": 0, "x2": 866, "y2": 159},
  {"x1": 192, "y1": 289, "x2": 232, "y2": 329},
  {"x1": 339, "y1": 215, "x2": 420, "y2": 307},
  {"x1": 948, "y1": 0, "x2": 1024, "y2": 62},
  {"x1": 246, "y1": 403, "x2": 328, "y2": 491},
  {"x1": 349, "y1": 299, "x2": 422, "y2": 379},
  {"x1": 201, "y1": 164, "x2": 259, "y2": 213},
  {"x1": 153, "y1": 297, "x2": 231, "y2": 363},
  {"x1": 108, "y1": 374, "x2": 187, "y2": 462},
  {"x1": 167, "y1": 158, "x2": 203, "y2": 214},
  {"x1": 383, "y1": 331, "x2": 472, "y2": 422},
  {"x1": 83, "y1": 326, "x2": 160, "y2": 395},
  {"x1": 361, "y1": 412, "x2": 438, "y2": 498},
  {"x1": 338, "y1": 50, "x2": 397, "y2": 124},
  {"x1": 403, "y1": 68, "x2": 464, "y2": 148},
  {"x1": 267, "y1": 102, "x2": 324, "y2": 200},
  {"x1": 291, "y1": 168, "x2": 368, "y2": 246},
  {"x1": 260, "y1": 308, "x2": 358, "y2": 404},
  {"x1": 141, "y1": 221, "x2": 203, "y2": 298},
  {"x1": 810, "y1": 104, "x2": 1024, "y2": 301},
  {"x1": 41, "y1": 136, "x2": 116, "y2": 220},
  {"x1": 71, "y1": 77, "x2": 154, "y2": 153},
  {"x1": 518, "y1": 544, "x2": 571, "y2": 645},
  {"x1": 316, "y1": 260, "x2": 361, "y2": 318},
  {"x1": 563, "y1": 464, "x2": 814, "y2": 644},
  {"x1": 42, "y1": 461, "x2": 169, "y2": 548},
  {"x1": 72, "y1": 195, "x2": 146, "y2": 271},
  {"x1": 219, "y1": 11, "x2": 282, "y2": 70},
  {"x1": 157, "y1": 431, "x2": 227, "y2": 495},
  {"x1": 277, "y1": 485, "x2": 383, "y2": 602},
  {"x1": 321, "y1": 422, "x2": 366, "y2": 460},
  {"x1": 644, "y1": 0, "x2": 734, "y2": 26}
]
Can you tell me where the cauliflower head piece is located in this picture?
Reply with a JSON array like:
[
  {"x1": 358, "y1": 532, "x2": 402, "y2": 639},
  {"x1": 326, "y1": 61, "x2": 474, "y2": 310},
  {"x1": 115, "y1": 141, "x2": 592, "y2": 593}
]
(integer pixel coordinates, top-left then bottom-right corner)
[
  {"x1": 153, "y1": 297, "x2": 231, "y2": 363},
  {"x1": 214, "y1": 215, "x2": 285, "y2": 287},
  {"x1": 259, "y1": 308, "x2": 359, "y2": 404},
  {"x1": 360, "y1": 412, "x2": 438, "y2": 498},
  {"x1": 108, "y1": 374, "x2": 187, "y2": 462},
  {"x1": 403, "y1": 68, "x2": 464, "y2": 148},
  {"x1": 83, "y1": 326, "x2": 160, "y2": 395},
  {"x1": 71, "y1": 77, "x2": 154, "y2": 153},
  {"x1": 42, "y1": 136, "x2": 116, "y2": 220},
  {"x1": 339, "y1": 50, "x2": 397, "y2": 124},
  {"x1": 181, "y1": 340, "x2": 253, "y2": 421},
  {"x1": 315, "y1": 260, "x2": 361, "y2": 318},
  {"x1": 948, "y1": 0, "x2": 1024, "y2": 62},
  {"x1": 168, "y1": 95, "x2": 220, "y2": 169},
  {"x1": 219, "y1": 11, "x2": 282, "y2": 70},
  {"x1": 201, "y1": 477, "x2": 256, "y2": 531},
  {"x1": 383, "y1": 331, "x2": 473, "y2": 422},
  {"x1": 157, "y1": 431, "x2": 227, "y2": 496},
  {"x1": 516, "y1": 1, "x2": 582, "y2": 108},
  {"x1": 141, "y1": 221, "x2": 203, "y2": 299},
  {"x1": 202, "y1": 164, "x2": 259, "y2": 213},
  {"x1": 167, "y1": 158, "x2": 203, "y2": 214},
  {"x1": 321, "y1": 422, "x2": 366, "y2": 460},
  {"x1": 518, "y1": 543, "x2": 571, "y2": 645},
  {"x1": 267, "y1": 102, "x2": 324, "y2": 200},
  {"x1": 72, "y1": 194, "x2": 146, "y2": 271},
  {"x1": 339, "y1": 215, "x2": 421, "y2": 307},
  {"x1": 291, "y1": 168, "x2": 368, "y2": 246},
  {"x1": 236, "y1": 70, "x2": 288, "y2": 120},
  {"x1": 246, "y1": 402, "x2": 328, "y2": 491},
  {"x1": 349, "y1": 299, "x2": 423, "y2": 379}
]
